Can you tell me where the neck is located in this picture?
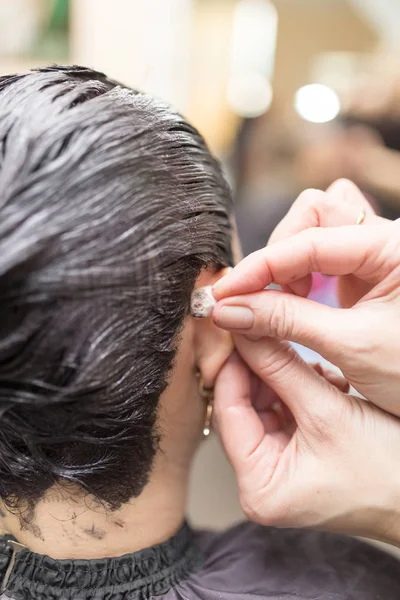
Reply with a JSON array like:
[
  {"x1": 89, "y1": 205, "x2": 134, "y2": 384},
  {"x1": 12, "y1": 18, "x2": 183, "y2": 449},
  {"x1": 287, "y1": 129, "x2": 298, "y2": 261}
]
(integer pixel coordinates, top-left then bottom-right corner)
[{"x1": 2, "y1": 455, "x2": 189, "y2": 560}]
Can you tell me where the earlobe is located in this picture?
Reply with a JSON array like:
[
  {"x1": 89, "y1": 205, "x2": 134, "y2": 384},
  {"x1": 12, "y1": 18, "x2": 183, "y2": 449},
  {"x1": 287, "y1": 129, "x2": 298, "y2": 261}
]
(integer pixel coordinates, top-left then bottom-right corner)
[{"x1": 194, "y1": 319, "x2": 234, "y2": 390}]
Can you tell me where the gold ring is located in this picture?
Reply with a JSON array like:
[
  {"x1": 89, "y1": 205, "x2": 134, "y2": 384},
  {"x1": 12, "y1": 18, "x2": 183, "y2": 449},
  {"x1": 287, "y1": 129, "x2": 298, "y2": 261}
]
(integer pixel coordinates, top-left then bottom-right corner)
[{"x1": 356, "y1": 209, "x2": 366, "y2": 225}]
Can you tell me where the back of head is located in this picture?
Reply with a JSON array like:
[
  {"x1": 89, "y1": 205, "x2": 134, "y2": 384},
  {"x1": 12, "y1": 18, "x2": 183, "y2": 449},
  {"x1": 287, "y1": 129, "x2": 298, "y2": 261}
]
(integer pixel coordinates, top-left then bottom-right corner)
[{"x1": 0, "y1": 66, "x2": 233, "y2": 510}]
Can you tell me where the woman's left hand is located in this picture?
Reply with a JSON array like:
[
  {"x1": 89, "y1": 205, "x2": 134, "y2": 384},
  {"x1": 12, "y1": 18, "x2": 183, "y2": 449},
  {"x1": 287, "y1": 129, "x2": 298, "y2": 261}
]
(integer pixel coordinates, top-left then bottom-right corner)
[
  {"x1": 212, "y1": 179, "x2": 400, "y2": 544},
  {"x1": 214, "y1": 342, "x2": 400, "y2": 546},
  {"x1": 212, "y1": 181, "x2": 400, "y2": 418}
]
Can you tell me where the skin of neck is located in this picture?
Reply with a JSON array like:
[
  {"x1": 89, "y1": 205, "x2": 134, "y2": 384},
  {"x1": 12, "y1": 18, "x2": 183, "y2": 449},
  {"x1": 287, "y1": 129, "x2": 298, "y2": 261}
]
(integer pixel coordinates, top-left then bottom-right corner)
[
  {"x1": 0, "y1": 319, "x2": 207, "y2": 559},
  {"x1": 0, "y1": 265, "x2": 235, "y2": 559}
]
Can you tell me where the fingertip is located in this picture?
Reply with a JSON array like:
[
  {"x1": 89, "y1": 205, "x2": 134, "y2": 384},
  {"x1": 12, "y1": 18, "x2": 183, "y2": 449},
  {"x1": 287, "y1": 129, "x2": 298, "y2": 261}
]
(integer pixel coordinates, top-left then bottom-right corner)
[
  {"x1": 327, "y1": 178, "x2": 366, "y2": 201},
  {"x1": 211, "y1": 299, "x2": 228, "y2": 325},
  {"x1": 211, "y1": 302, "x2": 220, "y2": 324},
  {"x1": 212, "y1": 274, "x2": 242, "y2": 300},
  {"x1": 212, "y1": 279, "x2": 226, "y2": 301},
  {"x1": 222, "y1": 348, "x2": 243, "y2": 368},
  {"x1": 215, "y1": 350, "x2": 247, "y2": 397},
  {"x1": 281, "y1": 274, "x2": 312, "y2": 298},
  {"x1": 312, "y1": 363, "x2": 323, "y2": 375}
]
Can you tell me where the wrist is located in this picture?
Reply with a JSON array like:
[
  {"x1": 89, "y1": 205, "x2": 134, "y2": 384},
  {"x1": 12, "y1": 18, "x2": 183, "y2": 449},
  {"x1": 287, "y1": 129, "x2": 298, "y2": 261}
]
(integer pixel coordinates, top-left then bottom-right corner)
[
  {"x1": 340, "y1": 485, "x2": 400, "y2": 547},
  {"x1": 373, "y1": 507, "x2": 400, "y2": 548},
  {"x1": 362, "y1": 493, "x2": 400, "y2": 547}
]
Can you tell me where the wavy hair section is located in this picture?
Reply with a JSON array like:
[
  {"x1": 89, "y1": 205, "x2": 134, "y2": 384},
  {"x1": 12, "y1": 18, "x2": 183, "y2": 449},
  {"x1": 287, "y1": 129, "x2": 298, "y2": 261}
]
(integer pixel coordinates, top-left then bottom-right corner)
[{"x1": 0, "y1": 66, "x2": 233, "y2": 509}]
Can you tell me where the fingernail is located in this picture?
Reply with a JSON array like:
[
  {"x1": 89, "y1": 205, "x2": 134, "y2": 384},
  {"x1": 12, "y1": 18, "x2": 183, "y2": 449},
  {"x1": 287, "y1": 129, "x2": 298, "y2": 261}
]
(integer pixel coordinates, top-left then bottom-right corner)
[
  {"x1": 245, "y1": 334, "x2": 263, "y2": 341},
  {"x1": 215, "y1": 306, "x2": 254, "y2": 330}
]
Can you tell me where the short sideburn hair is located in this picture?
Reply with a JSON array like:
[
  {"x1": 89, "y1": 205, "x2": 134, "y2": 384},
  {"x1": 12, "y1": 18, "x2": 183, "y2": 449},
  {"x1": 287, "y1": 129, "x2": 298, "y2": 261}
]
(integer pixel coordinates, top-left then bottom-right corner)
[{"x1": 0, "y1": 66, "x2": 233, "y2": 509}]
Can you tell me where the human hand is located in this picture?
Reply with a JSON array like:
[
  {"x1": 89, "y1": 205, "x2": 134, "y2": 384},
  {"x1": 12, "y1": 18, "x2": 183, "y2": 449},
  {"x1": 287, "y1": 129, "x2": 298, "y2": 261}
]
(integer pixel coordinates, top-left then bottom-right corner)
[
  {"x1": 268, "y1": 178, "x2": 385, "y2": 306},
  {"x1": 213, "y1": 180, "x2": 400, "y2": 417},
  {"x1": 214, "y1": 344, "x2": 400, "y2": 545}
]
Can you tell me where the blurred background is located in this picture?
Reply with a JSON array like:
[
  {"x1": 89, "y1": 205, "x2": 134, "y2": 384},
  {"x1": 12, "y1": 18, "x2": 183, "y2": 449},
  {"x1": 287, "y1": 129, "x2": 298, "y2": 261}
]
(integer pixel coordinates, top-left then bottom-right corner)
[
  {"x1": 1, "y1": 0, "x2": 400, "y2": 546},
  {"x1": 2, "y1": 0, "x2": 400, "y2": 250}
]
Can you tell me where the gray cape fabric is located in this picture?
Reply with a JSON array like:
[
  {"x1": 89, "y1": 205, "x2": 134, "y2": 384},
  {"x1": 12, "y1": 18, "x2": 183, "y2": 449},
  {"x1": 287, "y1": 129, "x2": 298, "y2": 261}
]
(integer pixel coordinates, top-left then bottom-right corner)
[
  {"x1": 163, "y1": 523, "x2": 400, "y2": 600},
  {"x1": 0, "y1": 522, "x2": 399, "y2": 599}
]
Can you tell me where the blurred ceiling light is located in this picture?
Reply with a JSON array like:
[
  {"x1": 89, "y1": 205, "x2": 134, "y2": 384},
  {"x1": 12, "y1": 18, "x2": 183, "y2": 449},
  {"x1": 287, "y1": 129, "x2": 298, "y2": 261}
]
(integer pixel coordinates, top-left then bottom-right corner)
[
  {"x1": 228, "y1": 0, "x2": 277, "y2": 117},
  {"x1": 227, "y1": 72, "x2": 273, "y2": 118},
  {"x1": 294, "y1": 84, "x2": 341, "y2": 123}
]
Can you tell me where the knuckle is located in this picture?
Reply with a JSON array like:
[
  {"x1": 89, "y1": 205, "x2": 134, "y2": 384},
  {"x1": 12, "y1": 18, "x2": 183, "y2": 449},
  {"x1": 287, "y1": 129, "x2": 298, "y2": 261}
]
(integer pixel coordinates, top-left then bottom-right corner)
[
  {"x1": 240, "y1": 493, "x2": 262, "y2": 523},
  {"x1": 240, "y1": 490, "x2": 289, "y2": 527},
  {"x1": 329, "y1": 178, "x2": 355, "y2": 194},
  {"x1": 258, "y1": 344, "x2": 298, "y2": 380},
  {"x1": 328, "y1": 178, "x2": 369, "y2": 211},
  {"x1": 240, "y1": 491, "x2": 270, "y2": 525},
  {"x1": 294, "y1": 228, "x2": 325, "y2": 272},
  {"x1": 262, "y1": 295, "x2": 297, "y2": 340},
  {"x1": 302, "y1": 384, "x2": 343, "y2": 440},
  {"x1": 306, "y1": 234, "x2": 322, "y2": 273},
  {"x1": 296, "y1": 189, "x2": 328, "y2": 224},
  {"x1": 296, "y1": 188, "x2": 326, "y2": 209},
  {"x1": 303, "y1": 405, "x2": 334, "y2": 440},
  {"x1": 334, "y1": 313, "x2": 377, "y2": 361}
]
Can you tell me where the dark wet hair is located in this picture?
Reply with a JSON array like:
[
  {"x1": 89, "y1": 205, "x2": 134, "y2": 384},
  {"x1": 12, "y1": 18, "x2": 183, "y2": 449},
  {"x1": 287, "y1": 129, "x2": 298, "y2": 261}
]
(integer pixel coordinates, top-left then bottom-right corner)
[{"x1": 0, "y1": 66, "x2": 233, "y2": 510}]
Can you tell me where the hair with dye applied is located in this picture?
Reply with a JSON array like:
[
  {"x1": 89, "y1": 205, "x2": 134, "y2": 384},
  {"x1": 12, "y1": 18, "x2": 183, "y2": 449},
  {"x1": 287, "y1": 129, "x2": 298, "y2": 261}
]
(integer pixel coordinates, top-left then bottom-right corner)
[{"x1": 0, "y1": 66, "x2": 233, "y2": 510}]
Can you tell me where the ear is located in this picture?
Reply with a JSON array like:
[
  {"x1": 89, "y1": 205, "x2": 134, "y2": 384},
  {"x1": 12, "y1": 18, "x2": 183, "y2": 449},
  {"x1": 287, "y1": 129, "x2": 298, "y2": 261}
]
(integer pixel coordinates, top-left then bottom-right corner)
[{"x1": 193, "y1": 267, "x2": 234, "y2": 389}]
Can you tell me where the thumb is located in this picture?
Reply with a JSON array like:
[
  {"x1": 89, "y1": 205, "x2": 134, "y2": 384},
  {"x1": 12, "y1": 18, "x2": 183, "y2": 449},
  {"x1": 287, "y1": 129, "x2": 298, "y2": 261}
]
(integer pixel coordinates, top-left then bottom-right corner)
[
  {"x1": 213, "y1": 290, "x2": 354, "y2": 368},
  {"x1": 233, "y1": 333, "x2": 341, "y2": 422},
  {"x1": 214, "y1": 352, "x2": 287, "y2": 486}
]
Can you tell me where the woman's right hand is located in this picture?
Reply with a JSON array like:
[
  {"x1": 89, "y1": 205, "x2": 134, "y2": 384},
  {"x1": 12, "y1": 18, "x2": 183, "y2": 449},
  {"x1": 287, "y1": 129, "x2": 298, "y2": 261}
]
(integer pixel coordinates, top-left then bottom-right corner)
[
  {"x1": 213, "y1": 180, "x2": 400, "y2": 418},
  {"x1": 214, "y1": 347, "x2": 400, "y2": 546}
]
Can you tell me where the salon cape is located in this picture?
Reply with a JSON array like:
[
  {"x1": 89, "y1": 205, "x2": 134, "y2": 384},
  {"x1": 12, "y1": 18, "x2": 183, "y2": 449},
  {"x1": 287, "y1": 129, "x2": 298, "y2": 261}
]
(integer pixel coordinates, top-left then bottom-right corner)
[{"x1": 0, "y1": 521, "x2": 398, "y2": 599}]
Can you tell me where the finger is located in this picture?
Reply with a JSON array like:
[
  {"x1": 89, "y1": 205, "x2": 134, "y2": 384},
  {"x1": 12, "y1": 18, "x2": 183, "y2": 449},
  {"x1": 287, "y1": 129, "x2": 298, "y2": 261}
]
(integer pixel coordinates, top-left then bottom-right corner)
[
  {"x1": 232, "y1": 334, "x2": 340, "y2": 421},
  {"x1": 269, "y1": 180, "x2": 383, "y2": 246},
  {"x1": 257, "y1": 409, "x2": 283, "y2": 433},
  {"x1": 250, "y1": 370, "x2": 295, "y2": 429},
  {"x1": 250, "y1": 370, "x2": 278, "y2": 411},
  {"x1": 321, "y1": 370, "x2": 350, "y2": 394},
  {"x1": 313, "y1": 363, "x2": 350, "y2": 393},
  {"x1": 214, "y1": 352, "x2": 288, "y2": 480},
  {"x1": 279, "y1": 278, "x2": 313, "y2": 299},
  {"x1": 213, "y1": 290, "x2": 352, "y2": 365},
  {"x1": 250, "y1": 375, "x2": 290, "y2": 431},
  {"x1": 213, "y1": 222, "x2": 396, "y2": 300},
  {"x1": 337, "y1": 274, "x2": 375, "y2": 308},
  {"x1": 269, "y1": 182, "x2": 380, "y2": 297}
]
